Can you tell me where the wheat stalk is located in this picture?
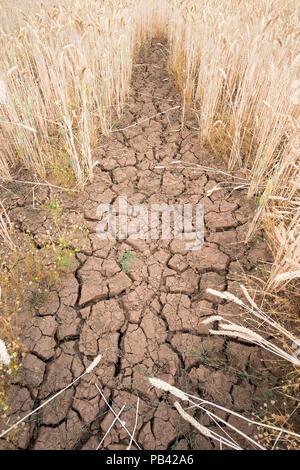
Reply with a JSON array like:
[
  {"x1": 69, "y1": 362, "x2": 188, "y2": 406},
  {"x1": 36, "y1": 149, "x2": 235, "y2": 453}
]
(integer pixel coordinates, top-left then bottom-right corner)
[
  {"x1": 174, "y1": 401, "x2": 242, "y2": 450},
  {"x1": 0, "y1": 201, "x2": 16, "y2": 251},
  {"x1": 0, "y1": 354, "x2": 102, "y2": 439},
  {"x1": 95, "y1": 383, "x2": 142, "y2": 450},
  {"x1": 1, "y1": 0, "x2": 300, "y2": 288},
  {"x1": 205, "y1": 287, "x2": 300, "y2": 365},
  {"x1": 149, "y1": 376, "x2": 300, "y2": 443},
  {"x1": 127, "y1": 397, "x2": 139, "y2": 450}
]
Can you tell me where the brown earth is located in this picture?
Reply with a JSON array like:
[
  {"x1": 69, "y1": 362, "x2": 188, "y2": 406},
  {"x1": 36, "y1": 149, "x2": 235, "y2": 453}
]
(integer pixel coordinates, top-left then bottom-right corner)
[{"x1": 0, "y1": 41, "x2": 286, "y2": 450}]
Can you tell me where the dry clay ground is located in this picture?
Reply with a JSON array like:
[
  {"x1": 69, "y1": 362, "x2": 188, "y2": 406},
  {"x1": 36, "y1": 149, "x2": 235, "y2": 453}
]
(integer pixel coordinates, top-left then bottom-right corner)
[{"x1": 0, "y1": 41, "x2": 285, "y2": 450}]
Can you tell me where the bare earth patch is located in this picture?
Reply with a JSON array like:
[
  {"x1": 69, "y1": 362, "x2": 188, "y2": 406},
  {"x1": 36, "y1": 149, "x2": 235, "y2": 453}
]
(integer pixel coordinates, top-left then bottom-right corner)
[{"x1": 0, "y1": 41, "x2": 284, "y2": 451}]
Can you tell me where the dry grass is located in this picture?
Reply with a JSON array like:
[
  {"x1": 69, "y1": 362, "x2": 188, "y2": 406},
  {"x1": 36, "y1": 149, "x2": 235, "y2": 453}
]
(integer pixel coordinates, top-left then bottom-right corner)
[
  {"x1": 0, "y1": 198, "x2": 88, "y2": 420},
  {"x1": 204, "y1": 286, "x2": 300, "y2": 366},
  {"x1": 0, "y1": 0, "x2": 299, "y2": 449},
  {"x1": 0, "y1": 0, "x2": 167, "y2": 187},
  {"x1": 149, "y1": 377, "x2": 300, "y2": 450}
]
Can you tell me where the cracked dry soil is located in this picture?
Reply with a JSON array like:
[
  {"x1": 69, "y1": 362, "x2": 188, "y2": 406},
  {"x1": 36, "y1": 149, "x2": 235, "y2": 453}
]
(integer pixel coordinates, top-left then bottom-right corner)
[{"x1": 0, "y1": 41, "x2": 283, "y2": 450}]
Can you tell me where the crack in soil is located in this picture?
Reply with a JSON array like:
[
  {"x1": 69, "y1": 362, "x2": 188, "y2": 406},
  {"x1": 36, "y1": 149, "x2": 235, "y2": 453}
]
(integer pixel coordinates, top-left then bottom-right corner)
[{"x1": 0, "y1": 39, "x2": 283, "y2": 451}]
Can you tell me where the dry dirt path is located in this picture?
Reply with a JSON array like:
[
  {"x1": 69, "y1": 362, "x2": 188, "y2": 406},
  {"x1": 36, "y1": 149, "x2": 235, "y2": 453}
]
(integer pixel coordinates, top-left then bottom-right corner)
[{"x1": 0, "y1": 41, "x2": 281, "y2": 450}]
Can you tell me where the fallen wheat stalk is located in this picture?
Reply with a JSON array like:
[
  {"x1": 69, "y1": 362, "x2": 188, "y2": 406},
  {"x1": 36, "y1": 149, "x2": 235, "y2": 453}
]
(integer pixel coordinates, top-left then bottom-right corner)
[
  {"x1": 149, "y1": 377, "x2": 300, "y2": 444},
  {"x1": 0, "y1": 354, "x2": 102, "y2": 439},
  {"x1": 112, "y1": 106, "x2": 180, "y2": 132},
  {"x1": 204, "y1": 287, "x2": 300, "y2": 366},
  {"x1": 95, "y1": 383, "x2": 142, "y2": 450},
  {"x1": 174, "y1": 401, "x2": 242, "y2": 450},
  {"x1": 127, "y1": 397, "x2": 139, "y2": 450},
  {"x1": 150, "y1": 377, "x2": 265, "y2": 450},
  {"x1": 96, "y1": 405, "x2": 125, "y2": 450}
]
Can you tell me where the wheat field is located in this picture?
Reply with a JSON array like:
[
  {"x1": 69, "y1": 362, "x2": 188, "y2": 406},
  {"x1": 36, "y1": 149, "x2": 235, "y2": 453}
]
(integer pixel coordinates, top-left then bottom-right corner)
[{"x1": 0, "y1": 0, "x2": 299, "y2": 290}]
